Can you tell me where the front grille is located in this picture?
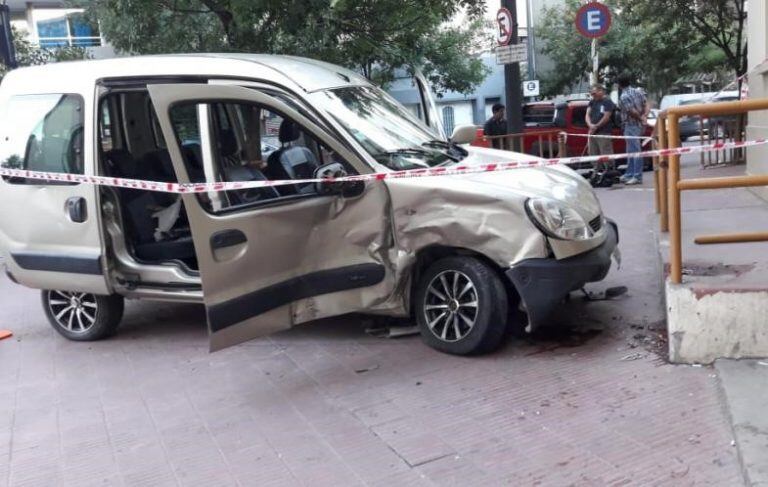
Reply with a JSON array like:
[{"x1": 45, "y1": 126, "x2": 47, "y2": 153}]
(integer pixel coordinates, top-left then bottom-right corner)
[{"x1": 589, "y1": 216, "x2": 603, "y2": 233}]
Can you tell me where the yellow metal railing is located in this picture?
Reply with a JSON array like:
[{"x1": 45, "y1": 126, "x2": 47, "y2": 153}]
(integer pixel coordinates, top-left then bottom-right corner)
[{"x1": 656, "y1": 98, "x2": 768, "y2": 284}]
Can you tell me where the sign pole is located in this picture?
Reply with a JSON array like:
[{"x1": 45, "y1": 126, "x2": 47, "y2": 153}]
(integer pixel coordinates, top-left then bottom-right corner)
[
  {"x1": 501, "y1": 0, "x2": 523, "y2": 139},
  {"x1": 591, "y1": 38, "x2": 598, "y2": 85}
]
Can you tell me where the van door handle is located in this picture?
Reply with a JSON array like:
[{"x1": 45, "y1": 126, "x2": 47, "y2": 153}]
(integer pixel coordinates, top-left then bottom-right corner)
[
  {"x1": 210, "y1": 229, "x2": 247, "y2": 250},
  {"x1": 65, "y1": 197, "x2": 87, "y2": 223}
]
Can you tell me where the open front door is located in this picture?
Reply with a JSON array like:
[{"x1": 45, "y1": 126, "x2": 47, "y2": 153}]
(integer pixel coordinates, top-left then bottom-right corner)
[
  {"x1": 414, "y1": 70, "x2": 447, "y2": 141},
  {"x1": 148, "y1": 84, "x2": 395, "y2": 351},
  {"x1": 0, "y1": 92, "x2": 109, "y2": 294}
]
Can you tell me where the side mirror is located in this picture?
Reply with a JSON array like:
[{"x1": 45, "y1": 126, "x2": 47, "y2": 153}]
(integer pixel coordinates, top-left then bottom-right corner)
[
  {"x1": 450, "y1": 125, "x2": 477, "y2": 145},
  {"x1": 313, "y1": 162, "x2": 364, "y2": 198}
]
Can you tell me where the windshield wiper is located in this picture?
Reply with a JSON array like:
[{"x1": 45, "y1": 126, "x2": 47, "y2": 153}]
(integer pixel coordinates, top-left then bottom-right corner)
[
  {"x1": 421, "y1": 139, "x2": 451, "y2": 149},
  {"x1": 389, "y1": 147, "x2": 433, "y2": 156}
]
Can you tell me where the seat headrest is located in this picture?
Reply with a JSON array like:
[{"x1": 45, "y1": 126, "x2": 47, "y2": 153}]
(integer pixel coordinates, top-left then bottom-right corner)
[
  {"x1": 218, "y1": 129, "x2": 238, "y2": 158},
  {"x1": 278, "y1": 120, "x2": 301, "y2": 144}
]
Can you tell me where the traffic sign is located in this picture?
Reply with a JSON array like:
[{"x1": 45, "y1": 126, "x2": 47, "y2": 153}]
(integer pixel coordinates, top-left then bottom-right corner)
[
  {"x1": 523, "y1": 80, "x2": 540, "y2": 97},
  {"x1": 496, "y1": 44, "x2": 527, "y2": 65},
  {"x1": 496, "y1": 7, "x2": 513, "y2": 46},
  {"x1": 575, "y1": 2, "x2": 611, "y2": 39}
]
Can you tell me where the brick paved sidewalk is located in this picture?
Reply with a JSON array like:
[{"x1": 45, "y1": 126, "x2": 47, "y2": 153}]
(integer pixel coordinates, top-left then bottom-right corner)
[{"x1": 0, "y1": 182, "x2": 743, "y2": 486}]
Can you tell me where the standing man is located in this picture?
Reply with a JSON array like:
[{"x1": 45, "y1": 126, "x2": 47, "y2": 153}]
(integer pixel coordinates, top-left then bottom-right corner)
[
  {"x1": 585, "y1": 84, "x2": 616, "y2": 174},
  {"x1": 618, "y1": 73, "x2": 649, "y2": 185},
  {"x1": 484, "y1": 103, "x2": 508, "y2": 150}
]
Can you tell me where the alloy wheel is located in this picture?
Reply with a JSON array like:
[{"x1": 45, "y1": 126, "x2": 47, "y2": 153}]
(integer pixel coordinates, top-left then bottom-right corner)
[
  {"x1": 47, "y1": 291, "x2": 98, "y2": 334},
  {"x1": 423, "y1": 270, "x2": 479, "y2": 342}
]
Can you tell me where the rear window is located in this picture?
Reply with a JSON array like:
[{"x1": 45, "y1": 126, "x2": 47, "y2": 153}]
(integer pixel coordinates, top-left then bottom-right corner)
[
  {"x1": 0, "y1": 94, "x2": 85, "y2": 175},
  {"x1": 523, "y1": 105, "x2": 555, "y2": 126},
  {"x1": 571, "y1": 106, "x2": 588, "y2": 128}
]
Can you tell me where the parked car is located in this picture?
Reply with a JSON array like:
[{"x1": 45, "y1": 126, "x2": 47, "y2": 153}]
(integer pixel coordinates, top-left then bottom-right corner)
[
  {"x1": 0, "y1": 54, "x2": 618, "y2": 356},
  {"x1": 472, "y1": 100, "x2": 653, "y2": 174},
  {"x1": 668, "y1": 92, "x2": 740, "y2": 141},
  {"x1": 678, "y1": 98, "x2": 707, "y2": 141}
]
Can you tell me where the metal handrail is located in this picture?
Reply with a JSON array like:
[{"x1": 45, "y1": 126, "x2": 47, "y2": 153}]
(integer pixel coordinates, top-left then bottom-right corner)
[
  {"x1": 483, "y1": 128, "x2": 564, "y2": 157},
  {"x1": 657, "y1": 98, "x2": 768, "y2": 284}
]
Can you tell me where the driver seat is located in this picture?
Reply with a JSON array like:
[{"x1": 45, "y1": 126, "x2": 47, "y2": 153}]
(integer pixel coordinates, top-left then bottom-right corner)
[{"x1": 266, "y1": 120, "x2": 319, "y2": 195}]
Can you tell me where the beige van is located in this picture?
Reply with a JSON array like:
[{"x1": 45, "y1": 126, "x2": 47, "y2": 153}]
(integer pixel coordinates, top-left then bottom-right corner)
[{"x1": 0, "y1": 55, "x2": 618, "y2": 355}]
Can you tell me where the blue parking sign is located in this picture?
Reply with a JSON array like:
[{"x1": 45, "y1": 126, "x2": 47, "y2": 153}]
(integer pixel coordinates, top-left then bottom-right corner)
[{"x1": 575, "y1": 2, "x2": 612, "y2": 39}]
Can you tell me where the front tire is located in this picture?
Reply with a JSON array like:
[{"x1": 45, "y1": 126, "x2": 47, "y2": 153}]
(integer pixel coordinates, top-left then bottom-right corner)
[
  {"x1": 415, "y1": 257, "x2": 508, "y2": 355},
  {"x1": 42, "y1": 290, "x2": 124, "y2": 341}
]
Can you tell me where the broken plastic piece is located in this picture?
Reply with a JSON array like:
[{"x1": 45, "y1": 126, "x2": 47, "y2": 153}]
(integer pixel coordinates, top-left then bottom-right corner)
[
  {"x1": 365, "y1": 324, "x2": 419, "y2": 339},
  {"x1": 580, "y1": 286, "x2": 628, "y2": 301}
]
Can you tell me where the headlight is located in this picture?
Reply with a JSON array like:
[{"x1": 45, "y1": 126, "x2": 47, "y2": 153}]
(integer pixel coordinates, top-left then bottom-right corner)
[{"x1": 525, "y1": 198, "x2": 593, "y2": 241}]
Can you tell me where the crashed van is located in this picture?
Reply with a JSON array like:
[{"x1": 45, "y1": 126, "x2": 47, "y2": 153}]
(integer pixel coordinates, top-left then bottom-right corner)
[{"x1": 0, "y1": 55, "x2": 619, "y2": 355}]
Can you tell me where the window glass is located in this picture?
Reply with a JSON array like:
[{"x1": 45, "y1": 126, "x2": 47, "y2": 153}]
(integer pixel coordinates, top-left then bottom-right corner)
[
  {"x1": 167, "y1": 101, "x2": 355, "y2": 213},
  {"x1": 572, "y1": 107, "x2": 588, "y2": 128},
  {"x1": 523, "y1": 104, "x2": 556, "y2": 126},
  {"x1": 100, "y1": 101, "x2": 113, "y2": 152},
  {"x1": 441, "y1": 106, "x2": 455, "y2": 136},
  {"x1": 0, "y1": 94, "x2": 85, "y2": 176},
  {"x1": 33, "y1": 8, "x2": 102, "y2": 48},
  {"x1": 315, "y1": 86, "x2": 461, "y2": 170}
]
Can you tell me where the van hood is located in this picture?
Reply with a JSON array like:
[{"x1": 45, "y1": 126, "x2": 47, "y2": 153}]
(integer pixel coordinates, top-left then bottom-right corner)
[{"x1": 389, "y1": 145, "x2": 602, "y2": 220}]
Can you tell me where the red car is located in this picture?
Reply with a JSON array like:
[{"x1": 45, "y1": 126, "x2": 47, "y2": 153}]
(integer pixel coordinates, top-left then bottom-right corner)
[{"x1": 473, "y1": 100, "x2": 654, "y2": 173}]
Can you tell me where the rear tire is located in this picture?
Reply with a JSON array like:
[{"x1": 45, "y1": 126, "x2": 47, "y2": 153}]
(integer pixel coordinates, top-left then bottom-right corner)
[
  {"x1": 415, "y1": 257, "x2": 508, "y2": 355},
  {"x1": 42, "y1": 290, "x2": 124, "y2": 341}
]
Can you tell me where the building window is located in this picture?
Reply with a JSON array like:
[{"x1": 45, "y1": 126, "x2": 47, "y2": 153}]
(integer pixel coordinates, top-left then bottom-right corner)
[
  {"x1": 32, "y1": 9, "x2": 102, "y2": 48},
  {"x1": 442, "y1": 106, "x2": 455, "y2": 135}
]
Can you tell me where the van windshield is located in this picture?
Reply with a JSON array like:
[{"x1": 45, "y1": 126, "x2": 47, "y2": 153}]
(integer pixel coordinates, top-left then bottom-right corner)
[{"x1": 314, "y1": 86, "x2": 464, "y2": 170}]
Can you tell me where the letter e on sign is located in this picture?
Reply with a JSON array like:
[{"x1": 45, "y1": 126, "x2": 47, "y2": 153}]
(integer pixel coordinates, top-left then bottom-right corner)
[
  {"x1": 575, "y1": 2, "x2": 611, "y2": 39},
  {"x1": 496, "y1": 7, "x2": 513, "y2": 46}
]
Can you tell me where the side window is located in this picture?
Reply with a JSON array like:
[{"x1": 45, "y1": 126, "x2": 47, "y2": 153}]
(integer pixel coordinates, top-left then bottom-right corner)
[
  {"x1": 167, "y1": 100, "x2": 356, "y2": 214},
  {"x1": 0, "y1": 94, "x2": 85, "y2": 180},
  {"x1": 571, "y1": 107, "x2": 588, "y2": 128}
]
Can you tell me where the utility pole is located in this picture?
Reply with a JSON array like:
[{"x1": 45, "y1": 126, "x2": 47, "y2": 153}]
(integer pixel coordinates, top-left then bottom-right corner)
[
  {"x1": 502, "y1": 0, "x2": 523, "y2": 137},
  {"x1": 525, "y1": 0, "x2": 536, "y2": 81}
]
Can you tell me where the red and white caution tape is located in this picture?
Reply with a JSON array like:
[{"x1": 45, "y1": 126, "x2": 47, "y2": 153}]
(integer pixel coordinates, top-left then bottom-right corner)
[{"x1": 1, "y1": 139, "x2": 765, "y2": 193}]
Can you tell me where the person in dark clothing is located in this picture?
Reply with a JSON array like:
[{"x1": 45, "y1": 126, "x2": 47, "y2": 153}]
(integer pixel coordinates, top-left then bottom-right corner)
[
  {"x1": 585, "y1": 84, "x2": 616, "y2": 172},
  {"x1": 484, "y1": 103, "x2": 507, "y2": 149}
]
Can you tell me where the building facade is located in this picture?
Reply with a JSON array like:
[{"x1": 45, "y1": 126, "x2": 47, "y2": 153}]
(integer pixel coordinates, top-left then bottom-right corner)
[
  {"x1": 388, "y1": 55, "x2": 509, "y2": 134},
  {"x1": 6, "y1": 0, "x2": 113, "y2": 58}
]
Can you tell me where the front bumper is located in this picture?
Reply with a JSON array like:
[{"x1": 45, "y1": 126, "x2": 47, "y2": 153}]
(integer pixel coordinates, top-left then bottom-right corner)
[{"x1": 505, "y1": 219, "x2": 619, "y2": 330}]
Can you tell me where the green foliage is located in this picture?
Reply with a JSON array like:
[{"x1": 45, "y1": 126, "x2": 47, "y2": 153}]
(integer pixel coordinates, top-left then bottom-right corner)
[
  {"x1": 0, "y1": 27, "x2": 90, "y2": 81},
  {"x1": 536, "y1": 0, "x2": 746, "y2": 98},
  {"x1": 78, "y1": 0, "x2": 489, "y2": 94}
]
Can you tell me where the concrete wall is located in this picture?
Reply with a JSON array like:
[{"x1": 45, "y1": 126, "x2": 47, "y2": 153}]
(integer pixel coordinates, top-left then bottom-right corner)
[
  {"x1": 666, "y1": 283, "x2": 768, "y2": 364},
  {"x1": 747, "y1": 0, "x2": 768, "y2": 200}
]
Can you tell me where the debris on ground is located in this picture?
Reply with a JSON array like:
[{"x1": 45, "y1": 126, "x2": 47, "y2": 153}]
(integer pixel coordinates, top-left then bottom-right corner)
[
  {"x1": 580, "y1": 286, "x2": 628, "y2": 301},
  {"x1": 364, "y1": 318, "x2": 420, "y2": 339},
  {"x1": 354, "y1": 364, "x2": 380, "y2": 374},
  {"x1": 620, "y1": 352, "x2": 646, "y2": 362}
]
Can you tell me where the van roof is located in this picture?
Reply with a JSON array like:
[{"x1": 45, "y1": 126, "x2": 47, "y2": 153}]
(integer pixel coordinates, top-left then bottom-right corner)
[{"x1": 0, "y1": 54, "x2": 371, "y2": 94}]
